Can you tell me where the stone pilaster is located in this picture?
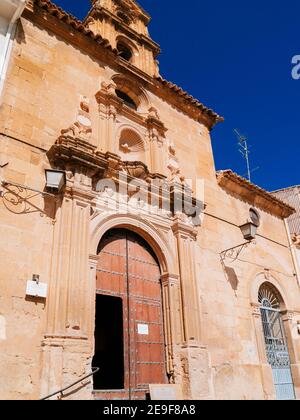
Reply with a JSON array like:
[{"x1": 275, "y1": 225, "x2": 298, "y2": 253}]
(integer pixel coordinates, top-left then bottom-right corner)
[
  {"x1": 96, "y1": 82, "x2": 119, "y2": 154},
  {"x1": 146, "y1": 107, "x2": 168, "y2": 176},
  {"x1": 40, "y1": 180, "x2": 94, "y2": 398},
  {"x1": 172, "y1": 217, "x2": 201, "y2": 344},
  {"x1": 41, "y1": 137, "x2": 98, "y2": 398},
  {"x1": 282, "y1": 310, "x2": 300, "y2": 399},
  {"x1": 171, "y1": 215, "x2": 212, "y2": 399},
  {"x1": 161, "y1": 273, "x2": 184, "y2": 379}
]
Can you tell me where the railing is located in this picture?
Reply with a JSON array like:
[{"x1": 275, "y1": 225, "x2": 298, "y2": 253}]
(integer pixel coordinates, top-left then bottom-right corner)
[{"x1": 40, "y1": 367, "x2": 100, "y2": 400}]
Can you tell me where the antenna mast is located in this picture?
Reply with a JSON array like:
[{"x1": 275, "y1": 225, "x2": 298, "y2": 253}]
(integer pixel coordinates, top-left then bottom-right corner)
[{"x1": 234, "y1": 129, "x2": 252, "y2": 182}]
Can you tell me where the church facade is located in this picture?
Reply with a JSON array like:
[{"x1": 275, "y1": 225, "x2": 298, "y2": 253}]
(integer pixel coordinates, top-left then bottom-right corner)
[{"x1": 0, "y1": 0, "x2": 300, "y2": 400}]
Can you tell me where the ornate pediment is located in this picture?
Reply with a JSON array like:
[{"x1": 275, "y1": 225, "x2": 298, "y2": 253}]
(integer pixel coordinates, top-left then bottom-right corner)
[
  {"x1": 47, "y1": 133, "x2": 203, "y2": 226},
  {"x1": 48, "y1": 133, "x2": 165, "y2": 183}
]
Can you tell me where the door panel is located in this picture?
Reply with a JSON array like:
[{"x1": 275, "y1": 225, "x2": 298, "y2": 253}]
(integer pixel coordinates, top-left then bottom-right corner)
[
  {"x1": 127, "y1": 232, "x2": 166, "y2": 392},
  {"x1": 94, "y1": 229, "x2": 166, "y2": 400}
]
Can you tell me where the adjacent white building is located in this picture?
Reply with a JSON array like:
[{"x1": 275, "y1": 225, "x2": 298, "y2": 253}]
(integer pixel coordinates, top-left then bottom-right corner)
[
  {"x1": 273, "y1": 185, "x2": 300, "y2": 282},
  {"x1": 0, "y1": 0, "x2": 27, "y2": 98}
]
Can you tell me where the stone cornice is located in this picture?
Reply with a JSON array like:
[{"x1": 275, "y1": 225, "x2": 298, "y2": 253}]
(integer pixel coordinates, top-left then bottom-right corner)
[
  {"x1": 24, "y1": 0, "x2": 223, "y2": 130},
  {"x1": 172, "y1": 215, "x2": 198, "y2": 240},
  {"x1": 156, "y1": 77, "x2": 224, "y2": 129},
  {"x1": 25, "y1": 0, "x2": 117, "y2": 51},
  {"x1": 48, "y1": 135, "x2": 203, "y2": 223},
  {"x1": 217, "y1": 170, "x2": 296, "y2": 219}
]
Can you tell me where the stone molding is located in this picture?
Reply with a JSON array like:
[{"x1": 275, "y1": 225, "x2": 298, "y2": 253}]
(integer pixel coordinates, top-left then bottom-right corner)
[{"x1": 217, "y1": 170, "x2": 295, "y2": 219}]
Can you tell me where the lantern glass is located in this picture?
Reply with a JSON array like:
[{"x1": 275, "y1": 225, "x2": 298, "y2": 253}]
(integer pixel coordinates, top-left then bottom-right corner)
[
  {"x1": 45, "y1": 170, "x2": 66, "y2": 192},
  {"x1": 240, "y1": 222, "x2": 257, "y2": 241}
]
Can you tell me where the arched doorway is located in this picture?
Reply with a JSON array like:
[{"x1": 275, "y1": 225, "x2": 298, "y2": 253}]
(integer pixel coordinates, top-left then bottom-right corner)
[
  {"x1": 258, "y1": 283, "x2": 296, "y2": 400},
  {"x1": 92, "y1": 228, "x2": 167, "y2": 400}
]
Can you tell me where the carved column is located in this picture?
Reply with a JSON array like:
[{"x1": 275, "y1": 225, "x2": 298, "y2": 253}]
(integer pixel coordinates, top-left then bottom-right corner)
[
  {"x1": 107, "y1": 104, "x2": 117, "y2": 154},
  {"x1": 96, "y1": 82, "x2": 119, "y2": 155},
  {"x1": 149, "y1": 132, "x2": 165, "y2": 175},
  {"x1": 98, "y1": 102, "x2": 108, "y2": 152},
  {"x1": 146, "y1": 108, "x2": 168, "y2": 176}
]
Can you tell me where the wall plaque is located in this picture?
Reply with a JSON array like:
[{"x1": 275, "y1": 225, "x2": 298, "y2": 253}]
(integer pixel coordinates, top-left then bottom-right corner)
[{"x1": 137, "y1": 323, "x2": 149, "y2": 335}]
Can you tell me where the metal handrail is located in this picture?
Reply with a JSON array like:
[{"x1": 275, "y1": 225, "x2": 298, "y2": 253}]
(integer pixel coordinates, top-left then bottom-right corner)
[{"x1": 40, "y1": 367, "x2": 100, "y2": 400}]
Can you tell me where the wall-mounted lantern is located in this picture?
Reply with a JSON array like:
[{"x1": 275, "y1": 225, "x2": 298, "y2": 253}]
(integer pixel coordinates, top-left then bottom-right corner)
[
  {"x1": 220, "y1": 208, "x2": 260, "y2": 263},
  {"x1": 26, "y1": 274, "x2": 48, "y2": 299},
  {"x1": 239, "y1": 221, "x2": 258, "y2": 241},
  {"x1": 45, "y1": 170, "x2": 66, "y2": 193},
  {"x1": 1, "y1": 169, "x2": 66, "y2": 210}
]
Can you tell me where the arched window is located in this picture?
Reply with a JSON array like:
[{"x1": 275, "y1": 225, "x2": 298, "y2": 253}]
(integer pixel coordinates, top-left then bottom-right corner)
[
  {"x1": 112, "y1": 74, "x2": 150, "y2": 114},
  {"x1": 249, "y1": 208, "x2": 261, "y2": 227},
  {"x1": 119, "y1": 129, "x2": 145, "y2": 162},
  {"x1": 116, "y1": 89, "x2": 137, "y2": 111},
  {"x1": 258, "y1": 283, "x2": 281, "y2": 309},
  {"x1": 117, "y1": 41, "x2": 133, "y2": 62},
  {"x1": 258, "y1": 283, "x2": 295, "y2": 400}
]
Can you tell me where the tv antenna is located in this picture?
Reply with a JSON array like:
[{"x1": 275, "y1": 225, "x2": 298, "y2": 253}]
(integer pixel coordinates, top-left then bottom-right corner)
[{"x1": 234, "y1": 129, "x2": 258, "y2": 182}]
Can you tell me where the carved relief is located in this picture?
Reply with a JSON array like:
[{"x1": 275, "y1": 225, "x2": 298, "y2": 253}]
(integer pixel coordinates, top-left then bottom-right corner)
[
  {"x1": 146, "y1": 107, "x2": 165, "y2": 144},
  {"x1": 61, "y1": 96, "x2": 92, "y2": 141},
  {"x1": 167, "y1": 139, "x2": 185, "y2": 184},
  {"x1": 118, "y1": 128, "x2": 145, "y2": 162}
]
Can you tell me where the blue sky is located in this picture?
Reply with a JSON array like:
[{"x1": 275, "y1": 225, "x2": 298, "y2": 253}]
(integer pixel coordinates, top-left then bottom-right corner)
[{"x1": 52, "y1": 0, "x2": 299, "y2": 191}]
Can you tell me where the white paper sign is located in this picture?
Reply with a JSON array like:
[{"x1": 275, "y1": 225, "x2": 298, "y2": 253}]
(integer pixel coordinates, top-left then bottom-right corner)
[
  {"x1": 137, "y1": 324, "x2": 149, "y2": 335},
  {"x1": 26, "y1": 281, "x2": 48, "y2": 298},
  {"x1": 149, "y1": 384, "x2": 182, "y2": 401}
]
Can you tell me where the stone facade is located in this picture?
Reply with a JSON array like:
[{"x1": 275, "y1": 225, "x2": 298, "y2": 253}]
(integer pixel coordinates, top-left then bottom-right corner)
[{"x1": 0, "y1": 0, "x2": 300, "y2": 400}]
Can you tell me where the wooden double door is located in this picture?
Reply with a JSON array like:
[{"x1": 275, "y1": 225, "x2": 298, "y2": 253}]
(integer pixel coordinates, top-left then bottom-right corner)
[{"x1": 93, "y1": 229, "x2": 167, "y2": 400}]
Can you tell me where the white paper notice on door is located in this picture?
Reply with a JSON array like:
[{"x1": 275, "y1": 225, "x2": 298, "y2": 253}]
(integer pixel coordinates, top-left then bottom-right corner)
[{"x1": 137, "y1": 324, "x2": 149, "y2": 335}]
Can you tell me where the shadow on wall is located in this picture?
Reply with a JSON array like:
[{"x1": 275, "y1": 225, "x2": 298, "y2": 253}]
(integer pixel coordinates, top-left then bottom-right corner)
[
  {"x1": 224, "y1": 265, "x2": 239, "y2": 293},
  {"x1": 1, "y1": 183, "x2": 59, "y2": 219}
]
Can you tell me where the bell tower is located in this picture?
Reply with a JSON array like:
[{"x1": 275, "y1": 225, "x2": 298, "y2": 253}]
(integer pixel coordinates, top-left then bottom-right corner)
[{"x1": 85, "y1": 0, "x2": 160, "y2": 77}]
